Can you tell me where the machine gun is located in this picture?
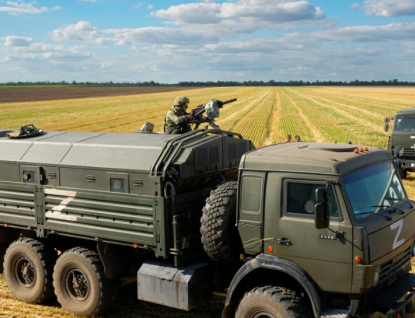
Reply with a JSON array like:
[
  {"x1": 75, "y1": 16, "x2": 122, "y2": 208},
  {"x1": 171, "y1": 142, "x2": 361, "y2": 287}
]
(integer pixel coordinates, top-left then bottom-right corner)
[
  {"x1": 189, "y1": 98, "x2": 237, "y2": 130},
  {"x1": 164, "y1": 98, "x2": 237, "y2": 134}
]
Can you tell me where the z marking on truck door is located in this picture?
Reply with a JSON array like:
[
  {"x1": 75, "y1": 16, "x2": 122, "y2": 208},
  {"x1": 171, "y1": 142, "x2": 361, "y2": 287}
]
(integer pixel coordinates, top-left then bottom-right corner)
[{"x1": 390, "y1": 219, "x2": 405, "y2": 250}]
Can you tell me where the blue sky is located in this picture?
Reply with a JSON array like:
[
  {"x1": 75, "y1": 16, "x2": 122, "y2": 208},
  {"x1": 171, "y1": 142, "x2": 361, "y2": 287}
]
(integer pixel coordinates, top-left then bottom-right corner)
[{"x1": 1, "y1": 0, "x2": 415, "y2": 83}]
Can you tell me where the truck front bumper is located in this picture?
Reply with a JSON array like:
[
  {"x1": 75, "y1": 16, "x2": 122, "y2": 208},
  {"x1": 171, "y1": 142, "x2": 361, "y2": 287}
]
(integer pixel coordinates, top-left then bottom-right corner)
[
  {"x1": 386, "y1": 289, "x2": 415, "y2": 318},
  {"x1": 398, "y1": 159, "x2": 415, "y2": 171},
  {"x1": 372, "y1": 273, "x2": 415, "y2": 318}
]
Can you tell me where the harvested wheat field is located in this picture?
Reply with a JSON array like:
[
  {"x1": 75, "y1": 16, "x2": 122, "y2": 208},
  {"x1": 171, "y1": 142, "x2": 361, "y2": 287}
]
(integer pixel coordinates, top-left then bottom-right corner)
[{"x1": 0, "y1": 85, "x2": 415, "y2": 317}]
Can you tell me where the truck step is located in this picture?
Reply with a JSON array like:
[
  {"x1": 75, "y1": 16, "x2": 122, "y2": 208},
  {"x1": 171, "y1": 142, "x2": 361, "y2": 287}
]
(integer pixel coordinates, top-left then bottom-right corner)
[{"x1": 320, "y1": 309, "x2": 348, "y2": 318}]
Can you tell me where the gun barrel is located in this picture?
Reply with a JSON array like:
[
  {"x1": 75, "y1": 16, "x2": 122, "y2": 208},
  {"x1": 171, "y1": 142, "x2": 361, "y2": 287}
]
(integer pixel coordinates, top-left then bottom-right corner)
[
  {"x1": 221, "y1": 98, "x2": 237, "y2": 105},
  {"x1": 192, "y1": 104, "x2": 205, "y2": 117}
]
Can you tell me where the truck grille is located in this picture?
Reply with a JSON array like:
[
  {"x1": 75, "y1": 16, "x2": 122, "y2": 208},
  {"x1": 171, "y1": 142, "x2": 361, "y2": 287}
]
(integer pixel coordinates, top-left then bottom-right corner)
[
  {"x1": 403, "y1": 149, "x2": 415, "y2": 157},
  {"x1": 379, "y1": 247, "x2": 411, "y2": 284}
]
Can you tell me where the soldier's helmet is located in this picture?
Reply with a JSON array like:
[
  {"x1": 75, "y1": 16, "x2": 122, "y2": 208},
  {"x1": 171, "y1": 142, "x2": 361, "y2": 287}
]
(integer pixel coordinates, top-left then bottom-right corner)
[{"x1": 173, "y1": 96, "x2": 190, "y2": 110}]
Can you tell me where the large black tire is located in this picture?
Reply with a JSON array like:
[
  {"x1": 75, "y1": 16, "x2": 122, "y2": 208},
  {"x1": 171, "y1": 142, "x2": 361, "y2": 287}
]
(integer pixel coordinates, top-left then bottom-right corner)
[
  {"x1": 53, "y1": 247, "x2": 117, "y2": 317},
  {"x1": 200, "y1": 181, "x2": 242, "y2": 263},
  {"x1": 236, "y1": 286, "x2": 312, "y2": 318},
  {"x1": 0, "y1": 242, "x2": 8, "y2": 274},
  {"x1": 3, "y1": 237, "x2": 55, "y2": 303}
]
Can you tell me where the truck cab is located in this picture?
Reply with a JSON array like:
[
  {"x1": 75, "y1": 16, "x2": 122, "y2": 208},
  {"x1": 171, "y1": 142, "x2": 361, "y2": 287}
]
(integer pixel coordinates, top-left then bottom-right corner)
[
  {"x1": 385, "y1": 108, "x2": 415, "y2": 178},
  {"x1": 224, "y1": 142, "x2": 415, "y2": 318}
]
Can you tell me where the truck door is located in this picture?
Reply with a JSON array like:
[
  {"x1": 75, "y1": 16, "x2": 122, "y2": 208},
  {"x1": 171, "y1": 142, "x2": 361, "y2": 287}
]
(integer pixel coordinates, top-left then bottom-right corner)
[
  {"x1": 263, "y1": 172, "x2": 353, "y2": 294},
  {"x1": 237, "y1": 171, "x2": 266, "y2": 255}
]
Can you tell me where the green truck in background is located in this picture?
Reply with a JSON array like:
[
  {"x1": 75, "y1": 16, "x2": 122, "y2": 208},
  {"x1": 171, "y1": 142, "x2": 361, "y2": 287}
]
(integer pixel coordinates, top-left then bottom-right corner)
[
  {"x1": 385, "y1": 108, "x2": 415, "y2": 179},
  {"x1": 0, "y1": 102, "x2": 415, "y2": 317}
]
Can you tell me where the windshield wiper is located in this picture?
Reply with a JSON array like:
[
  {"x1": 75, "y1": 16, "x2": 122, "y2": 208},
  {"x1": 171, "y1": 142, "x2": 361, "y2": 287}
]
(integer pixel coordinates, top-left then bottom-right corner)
[
  {"x1": 358, "y1": 210, "x2": 392, "y2": 220},
  {"x1": 403, "y1": 199, "x2": 414, "y2": 209},
  {"x1": 372, "y1": 205, "x2": 404, "y2": 215}
]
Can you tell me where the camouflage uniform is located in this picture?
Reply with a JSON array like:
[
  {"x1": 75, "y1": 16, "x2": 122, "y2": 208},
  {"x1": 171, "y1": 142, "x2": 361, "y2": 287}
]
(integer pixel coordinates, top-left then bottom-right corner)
[{"x1": 164, "y1": 96, "x2": 191, "y2": 134}]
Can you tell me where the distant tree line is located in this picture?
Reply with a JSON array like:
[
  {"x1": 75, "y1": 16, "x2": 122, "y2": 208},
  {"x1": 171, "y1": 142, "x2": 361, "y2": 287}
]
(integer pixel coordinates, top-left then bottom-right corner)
[
  {"x1": 177, "y1": 79, "x2": 414, "y2": 86},
  {"x1": 0, "y1": 80, "x2": 162, "y2": 87},
  {"x1": 1, "y1": 79, "x2": 414, "y2": 86}
]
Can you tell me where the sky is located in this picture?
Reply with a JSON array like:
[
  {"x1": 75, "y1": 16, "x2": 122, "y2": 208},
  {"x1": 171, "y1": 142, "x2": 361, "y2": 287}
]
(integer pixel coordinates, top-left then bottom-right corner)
[{"x1": 1, "y1": 0, "x2": 415, "y2": 83}]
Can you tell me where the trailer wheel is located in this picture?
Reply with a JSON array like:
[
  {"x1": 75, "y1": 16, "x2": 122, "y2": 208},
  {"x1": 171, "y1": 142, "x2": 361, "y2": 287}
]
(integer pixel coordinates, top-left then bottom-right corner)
[
  {"x1": 235, "y1": 286, "x2": 311, "y2": 318},
  {"x1": 3, "y1": 238, "x2": 55, "y2": 303},
  {"x1": 200, "y1": 181, "x2": 242, "y2": 263},
  {"x1": 53, "y1": 247, "x2": 116, "y2": 317}
]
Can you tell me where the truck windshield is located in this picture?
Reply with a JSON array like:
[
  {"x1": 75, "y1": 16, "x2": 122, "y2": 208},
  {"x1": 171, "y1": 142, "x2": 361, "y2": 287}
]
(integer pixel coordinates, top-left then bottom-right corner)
[
  {"x1": 394, "y1": 115, "x2": 415, "y2": 131},
  {"x1": 342, "y1": 161, "x2": 406, "y2": 221}
]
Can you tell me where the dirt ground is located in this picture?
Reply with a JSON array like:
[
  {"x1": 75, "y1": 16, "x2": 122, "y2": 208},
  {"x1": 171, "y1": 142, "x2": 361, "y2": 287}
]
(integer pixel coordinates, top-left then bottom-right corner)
[{"x1": 0, "y1": 86, "x2": 200, "y2": 103}]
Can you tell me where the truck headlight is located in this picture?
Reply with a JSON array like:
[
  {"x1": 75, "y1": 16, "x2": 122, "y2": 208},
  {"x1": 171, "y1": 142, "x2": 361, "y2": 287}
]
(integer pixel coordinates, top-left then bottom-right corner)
[
  {"x1": 394, "y1": 146, "x2": 404, "y2": 158},
  {"x1": 412, "y1": 243, "x2": 415, "y2": 256},
  {"x1": 374, "y1": 271, "x2": 379, "y2": 286}
]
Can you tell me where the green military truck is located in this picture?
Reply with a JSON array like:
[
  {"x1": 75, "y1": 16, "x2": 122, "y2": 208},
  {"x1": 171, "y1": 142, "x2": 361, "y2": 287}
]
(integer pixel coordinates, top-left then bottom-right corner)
[
  {"x1": 0, "y1": 121, "x2": 415, "y2": 317},
  {"x1": 385, "y1": 108, "x2": 415, "y2": 178}
]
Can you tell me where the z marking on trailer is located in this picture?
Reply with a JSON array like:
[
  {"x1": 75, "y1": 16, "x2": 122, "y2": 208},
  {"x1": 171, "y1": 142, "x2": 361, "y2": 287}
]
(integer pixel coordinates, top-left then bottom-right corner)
[{"x1": 44, "y1": 188, "x2": 77, "y2": 222}]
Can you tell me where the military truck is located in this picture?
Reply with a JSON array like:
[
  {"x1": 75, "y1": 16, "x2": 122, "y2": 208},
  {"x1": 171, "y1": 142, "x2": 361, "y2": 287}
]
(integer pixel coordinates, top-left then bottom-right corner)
[
  {"x1": 0, "y1": 119, "x2": 415, "y2": 317},
  {"x1": 384, "y1": 108, "x2": 415, "y2": 178}
]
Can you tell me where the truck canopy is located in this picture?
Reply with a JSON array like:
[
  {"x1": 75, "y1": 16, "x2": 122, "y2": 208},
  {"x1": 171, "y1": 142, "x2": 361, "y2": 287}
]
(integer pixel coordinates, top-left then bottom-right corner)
[{"x1": 0, "y1": 130, "x2": 178, "y2": 172}]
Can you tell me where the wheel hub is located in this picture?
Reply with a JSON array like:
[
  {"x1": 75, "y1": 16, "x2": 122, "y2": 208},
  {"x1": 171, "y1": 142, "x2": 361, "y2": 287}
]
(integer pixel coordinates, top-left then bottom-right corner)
[
  {"x1": 15, "y1": 256, "x2": 35, "y2": 287},
  {"x1": 65, "y1": 269, "x2": 90, "y2": 301}
]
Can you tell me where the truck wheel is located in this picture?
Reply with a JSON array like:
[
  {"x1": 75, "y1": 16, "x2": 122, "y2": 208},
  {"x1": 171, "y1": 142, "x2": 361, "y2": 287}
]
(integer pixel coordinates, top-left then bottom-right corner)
[
  {"x1": 399, "y1": 168, "x2": 407, "y2": 179},
  {"x1": 53, "y1": 247, "x2": 116, "y2": 317},
  {"x1": 200, "y1": 181, "x2": 242, "y2": 263},
  {"x1": 236, "y1": 286, "x2": 311, "y2": 318},
  {"x1": 3, "y1": 238, "x2": 55, "y2": 303}
]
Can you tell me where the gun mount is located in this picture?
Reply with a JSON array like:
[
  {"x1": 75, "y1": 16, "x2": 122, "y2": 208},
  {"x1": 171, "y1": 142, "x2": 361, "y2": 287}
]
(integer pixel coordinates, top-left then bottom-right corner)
[{"x1": 190, "y1": 98, "x2": 237, "y2": 129}]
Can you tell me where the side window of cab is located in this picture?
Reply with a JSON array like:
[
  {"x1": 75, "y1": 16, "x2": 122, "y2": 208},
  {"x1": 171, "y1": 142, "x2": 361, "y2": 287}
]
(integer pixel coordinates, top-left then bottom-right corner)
[{"x1": 284, "y1": 180, "x2": 341, "y2": 219}]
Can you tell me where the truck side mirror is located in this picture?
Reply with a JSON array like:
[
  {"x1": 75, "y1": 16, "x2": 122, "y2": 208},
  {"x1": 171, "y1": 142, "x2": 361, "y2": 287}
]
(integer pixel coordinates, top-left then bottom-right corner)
[
  {"x1": 316, "y1": 187, "x2": 332, "y2": 203},
  {"x1": 315, "y1": 188, "x2": 332, "y2": 229},
  {"x1": 384, "y1": 122, "x2": 389, "y2": 132},
  {"x1": 315, "y1": 203, "x2": 330, "y2": 229}
]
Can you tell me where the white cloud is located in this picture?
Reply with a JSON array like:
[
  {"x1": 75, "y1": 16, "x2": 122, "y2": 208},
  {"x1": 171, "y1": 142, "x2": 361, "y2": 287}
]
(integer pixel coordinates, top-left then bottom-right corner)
[
  {"x1": 49, "y1": 1, "x2": 327, "y2": 47},
  {"x1": 151, "y1": 0, "x2": 325, "y2": 25},
  {"x1": 2, "y1": 36, "x2": 92, "y2": 62},
  {"x1": 100, "y1": 62, "x2": 113, "y2": 69},
  {"x1": 313, "y1": 21, "x2": 415, "y2": 43},
  {"x1": 4, "y1": 36, "x2": 32, "y2": 46},
  {"x1": 50, "y1": 21, "x2": 103, "y2": 43},
  {"x1": 51, "y1": 19, "x2": 415, "y2": 54},
  {"x1": 0, "y1": 1, "x2": 60, "y2": 15},
  {"x1": 352, "y1": 0, "x2": 415, "y2": 17}
]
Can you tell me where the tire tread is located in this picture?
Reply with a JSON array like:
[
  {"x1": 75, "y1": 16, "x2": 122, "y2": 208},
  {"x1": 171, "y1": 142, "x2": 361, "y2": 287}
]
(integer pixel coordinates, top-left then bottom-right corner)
[
  {"x1": 3, "y1": 237, "x2": 55, "y2": 303},
  {"x1": 200, "y1": 181, "x2": 241, "y2": 263}
]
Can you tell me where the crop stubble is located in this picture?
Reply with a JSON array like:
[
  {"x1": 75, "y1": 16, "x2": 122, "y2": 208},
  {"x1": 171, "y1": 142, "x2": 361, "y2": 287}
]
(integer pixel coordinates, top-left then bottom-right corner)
[{"x1": 1, "y1": 85, "x2": 415, "y2": 317}]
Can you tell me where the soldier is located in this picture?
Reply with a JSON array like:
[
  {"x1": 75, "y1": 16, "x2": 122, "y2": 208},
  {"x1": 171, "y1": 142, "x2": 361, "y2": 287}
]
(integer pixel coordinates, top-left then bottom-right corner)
[
  {"x1": 284, "y1": 134, "x2": 292, "y2": 142},
  {"x1": 164, "y1": 96, "x2": 193, "y2": 134}
]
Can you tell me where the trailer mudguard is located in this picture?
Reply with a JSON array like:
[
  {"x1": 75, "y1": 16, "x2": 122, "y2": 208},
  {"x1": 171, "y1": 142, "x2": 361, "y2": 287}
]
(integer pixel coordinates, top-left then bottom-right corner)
[{"x1": 222, "y1": 254, "x2": 322, "y2": 318}]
